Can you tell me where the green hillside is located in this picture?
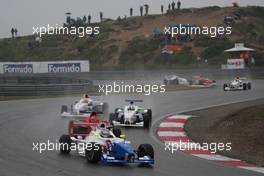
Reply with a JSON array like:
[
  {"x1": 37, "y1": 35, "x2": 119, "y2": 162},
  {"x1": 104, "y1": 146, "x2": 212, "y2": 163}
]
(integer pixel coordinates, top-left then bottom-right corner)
[{"x1": 0, "y1": 6, "x2": 264, "y2": 70}]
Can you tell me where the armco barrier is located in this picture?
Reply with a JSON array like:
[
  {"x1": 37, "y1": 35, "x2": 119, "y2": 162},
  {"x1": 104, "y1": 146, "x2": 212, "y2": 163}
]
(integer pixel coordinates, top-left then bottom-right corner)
[
  {"x1": 0, "y1": 83, "x2": 95, "y2": 96},
  {"x1": 0, "y1": 76, "x2": 92, "y2": 85}
]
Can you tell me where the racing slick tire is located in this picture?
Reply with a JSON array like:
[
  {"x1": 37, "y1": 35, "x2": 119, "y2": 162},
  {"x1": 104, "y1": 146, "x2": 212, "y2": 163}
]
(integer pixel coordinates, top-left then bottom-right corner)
[
  {"x1": 243, "y1": 83, "x2": 247, "y2": 90},
  {"x1": 163, "y1": 79, "x2": 168, "y2": 86},
  {"x1": 247, "y1": 83, "x2": 251, "y2": 90},
  {"x1": 85, "y1": 143, "x2": 102, "y2": 163},
  {"x1": 223, "y1": 84, "x2": 228, "y2": 91},
  {"x1": 59, "y1": 134, "x2": 72, "y2": 154},
  {"x1": 143, "y1": 114, "x2": 151, "y2": 128},
  {"x1": 109, "y1": 113, "x2": 116, "y2": 125},
  {"x1": 120, "y1": 115, "x2": 125, "y2": 124},
  {"x1": 114, "y1": 108, "x2": 122, "y2": 113},
  {"x1": 137, "y1": 144, "x2": 154, "y2": 159},
  {"x1": 147, "y1": 109, "x2": 152, "y2": 118},
  {"x1": 113, "y1": 128, "x2": 122, "y2": 138},
  {"x1": 61, "y1": 105, "x2": 68, "y2": 114}
]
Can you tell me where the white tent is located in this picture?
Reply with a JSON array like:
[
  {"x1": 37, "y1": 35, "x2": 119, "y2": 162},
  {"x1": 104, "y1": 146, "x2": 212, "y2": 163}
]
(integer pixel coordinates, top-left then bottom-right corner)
[{"x1": 224, "y1": 43, "x2": 255, "y2": 52}]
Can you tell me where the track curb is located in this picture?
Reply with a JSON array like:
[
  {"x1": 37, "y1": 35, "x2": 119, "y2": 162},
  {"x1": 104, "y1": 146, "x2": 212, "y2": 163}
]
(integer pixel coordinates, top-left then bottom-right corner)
[{"x1": 157, "y1": 114, "x2": 264, "y2": 174}]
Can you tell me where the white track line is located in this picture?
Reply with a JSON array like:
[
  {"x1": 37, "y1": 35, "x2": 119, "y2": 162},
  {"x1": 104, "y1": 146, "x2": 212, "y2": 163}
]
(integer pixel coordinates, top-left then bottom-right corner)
[
  {"x1": 158, "y1": 131, "x2": 186, "y2": 137},
  {"x1": 192, "y1": 154, "x2": 240, "y2": 161},
  {"x1": 160, "y1": 122, "x2": 184, "y2": 128},
  {"x1": 239, "y1": 167, "x2": 264, "y2": 173},
  {"x1": 167, "y1": 115, "x2": 192, "y2": 119}
]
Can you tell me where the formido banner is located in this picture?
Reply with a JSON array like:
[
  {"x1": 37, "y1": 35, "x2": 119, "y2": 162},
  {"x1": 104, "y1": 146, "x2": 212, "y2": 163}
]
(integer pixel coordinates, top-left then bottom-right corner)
[{"x1": 0, "y1": 60, "x2": 90, "y2": 74}]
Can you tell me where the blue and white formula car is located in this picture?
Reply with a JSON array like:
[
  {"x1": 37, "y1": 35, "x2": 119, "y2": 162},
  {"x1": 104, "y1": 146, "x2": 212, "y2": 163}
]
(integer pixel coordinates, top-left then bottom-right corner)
[
  {"x1": 109, "y1": 100, "x2": 152, "y2": 128},
  {"x1": 59, "y1": 124, "x2": 154, "y2": 166}
]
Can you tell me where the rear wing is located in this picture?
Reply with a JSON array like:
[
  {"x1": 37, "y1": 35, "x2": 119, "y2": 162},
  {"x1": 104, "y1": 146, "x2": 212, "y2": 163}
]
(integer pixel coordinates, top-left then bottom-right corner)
[{"x1": 125, "y1": 100, "x2": 144, "y2": 103}]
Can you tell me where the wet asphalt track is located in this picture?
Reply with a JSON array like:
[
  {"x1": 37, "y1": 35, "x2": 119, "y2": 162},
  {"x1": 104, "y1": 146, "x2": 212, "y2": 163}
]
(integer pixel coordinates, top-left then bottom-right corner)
[{"x1": 0, "y1": 80, "x2": 264, "y2": 176}]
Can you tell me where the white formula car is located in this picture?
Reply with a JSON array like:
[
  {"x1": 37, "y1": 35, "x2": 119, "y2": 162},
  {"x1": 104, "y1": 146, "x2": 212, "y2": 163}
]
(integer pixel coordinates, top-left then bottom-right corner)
[
  {"x1": 223, "y1": 77, "x2": 251, "y2": 91},
  {"x1": 109, "y1": 100, "x2": 152, "y2": 128},
  {"x1": 61, "y1": 99, "x2": 106, "y2": 119},
  {"x1": 163, "y1": 75, "x2": 189, "y2": 85}
]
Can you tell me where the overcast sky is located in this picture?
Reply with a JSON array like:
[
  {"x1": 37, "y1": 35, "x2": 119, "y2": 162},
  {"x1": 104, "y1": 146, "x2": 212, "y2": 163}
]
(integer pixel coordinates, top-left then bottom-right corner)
[{"x1": 1, "y1": 0, "x2": 264, "y2": 38}]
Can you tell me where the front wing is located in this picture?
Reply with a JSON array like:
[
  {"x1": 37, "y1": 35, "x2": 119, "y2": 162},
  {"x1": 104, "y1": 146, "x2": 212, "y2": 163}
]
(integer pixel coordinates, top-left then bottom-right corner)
[
  {"x1": 100, "y1": 154, "x2": 154, "y2": 164},
  {"x1": 224, "y1": 86, "x2": 244, "y2": 91},
  {"x1": 61, "y1": 112, "x2": 91, "y2": 119},
  {"x1": 112, "y1": 121, "x2": 144, "y2": 127}
]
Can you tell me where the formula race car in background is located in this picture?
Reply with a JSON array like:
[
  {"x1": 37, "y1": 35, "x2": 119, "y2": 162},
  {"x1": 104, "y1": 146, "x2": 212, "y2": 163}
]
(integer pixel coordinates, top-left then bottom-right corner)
[
  {"x1": 67, "y1": 112, "x2": 112, "y2": 137},
  {"x1": 223, "y1": 77, "x2": 251, "y2": 91},
  {"x1": 163, "y1": 75, "x2": 189, "y2": 85},
  {"x1": 61, "y1": 96, "x2": 107, "y2": 119},
  {"x1": 189, "y1": 75, "x2": 216, "y2": 87},
  {"x1": 109, "y1": 100, "x2": 152, "y2": 128},
  {"x1": 59, "y1": 118, "x2": 154, "y2": 166}
]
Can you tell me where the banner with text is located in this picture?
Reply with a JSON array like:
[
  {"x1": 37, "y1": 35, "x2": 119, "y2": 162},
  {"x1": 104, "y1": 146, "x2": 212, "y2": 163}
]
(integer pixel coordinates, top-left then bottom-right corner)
[
  {"x1": 226, "y1": 59, "x2": 245, "y2": 70},
  {"x1": 0, "y1": 60, "x2": 90, "y2": 74}
]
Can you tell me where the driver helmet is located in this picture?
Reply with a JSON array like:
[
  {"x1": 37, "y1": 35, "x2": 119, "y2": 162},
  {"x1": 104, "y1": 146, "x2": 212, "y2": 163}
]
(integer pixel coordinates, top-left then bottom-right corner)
[
  {"x1": 100, "y1": 128, "x2": 110, "y2": 138},
  {"x1": 99, "y1": 123, "x2": 106, "y2": 129},
  {"x1": 128, "y1": 101, "x2": 135, "y2": 111},
  {"x1": 83, "y1": 94, "x2": 89, "y2": 98}
]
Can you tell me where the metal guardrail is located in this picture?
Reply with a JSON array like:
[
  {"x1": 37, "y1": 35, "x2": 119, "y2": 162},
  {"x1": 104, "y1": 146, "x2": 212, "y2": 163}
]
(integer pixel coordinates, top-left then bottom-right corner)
[
  {"x1": 0, "y1": 83, "x2": 96, "y2": 96},
  {"x1": 0, "y1": 75, "x2": 95, "y2": 96},
  {"x1": 0, "y1": 76, "x2": 92, "y2": 85}
]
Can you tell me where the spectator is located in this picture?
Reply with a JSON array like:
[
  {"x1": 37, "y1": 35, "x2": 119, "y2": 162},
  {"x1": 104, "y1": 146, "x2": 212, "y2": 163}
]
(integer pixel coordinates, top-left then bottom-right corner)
[
  {"x1": 83, "y1": 16, "x2": 87, "y2": 24},
  {"x1": 14, "y1": 28, "x2": 18, "y2": 37},
  {"x1": 233, "y1": 2, "x2": 239, "y2": 7},
  {"x1": 140, "y1": 6, "x2": 143, "y2": 16},
  {"x1": 161, "y1": 5, "x2": 164, "y2": 14},
  {"x1": 172, "y1": 1, "x2": 176, "y2": 11},
  {"x1": 168, "y1": 4, "x2": 171, "y2": 11},
  {"x1": 28, "y1": 41, "x2": 33, "y2": 49},
  {"x1": 130, "y1": 8, "x2": 133, "y2": 17},
  {"x1": 177, "y1": 0, "x2": 181, "y2": 10},
  {"x1": 11, "y1": 28, "x2": 15, "y2": 38},
  {"x1": 88, "y1": 14, "x2": 91, "y2": 25},
  {"x1": 144, "y1": 4, "x2": 149, "y2": 16},
  {"x1": 99, "y1": 12, "x2": 103, "y2": 22}
]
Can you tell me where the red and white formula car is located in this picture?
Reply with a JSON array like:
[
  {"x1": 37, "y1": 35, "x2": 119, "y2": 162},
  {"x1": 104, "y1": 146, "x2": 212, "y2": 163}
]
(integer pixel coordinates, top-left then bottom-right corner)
[
  {"x1": 67, "y1": 112, "x2": 112, "y2": 138},
  {"x1": 189, "y1": 75, "x2": 216, "y2": 87}
]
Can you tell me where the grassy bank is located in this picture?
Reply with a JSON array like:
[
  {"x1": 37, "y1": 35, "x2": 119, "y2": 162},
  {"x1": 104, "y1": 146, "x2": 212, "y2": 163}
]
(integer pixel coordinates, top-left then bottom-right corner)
[
  {"x1": 0, "y1": 6, "x2": 264, "y2": 69},
  {"x1": 185, "y1": 99, "x2": 264, "y2": 167}
]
